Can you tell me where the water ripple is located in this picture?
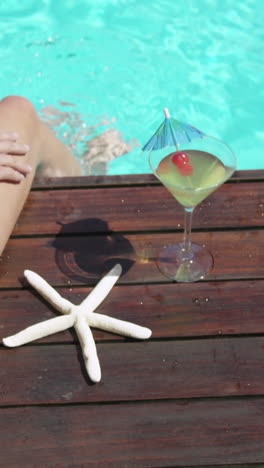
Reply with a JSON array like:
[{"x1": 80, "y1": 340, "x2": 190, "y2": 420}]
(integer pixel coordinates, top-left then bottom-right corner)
[{"x1": 0, "y1": 0, "x2": 263, "y2": 173}]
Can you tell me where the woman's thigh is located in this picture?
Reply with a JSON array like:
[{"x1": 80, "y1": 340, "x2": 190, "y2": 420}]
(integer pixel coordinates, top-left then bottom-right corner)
[{"x1": 0, "y1": 95, "x2": 81, "y2": 255}]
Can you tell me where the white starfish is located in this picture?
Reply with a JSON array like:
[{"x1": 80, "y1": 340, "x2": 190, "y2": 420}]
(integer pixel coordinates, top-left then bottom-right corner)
[{"x1": 2, "y1": 264, "x2": 152, "y2": 383}]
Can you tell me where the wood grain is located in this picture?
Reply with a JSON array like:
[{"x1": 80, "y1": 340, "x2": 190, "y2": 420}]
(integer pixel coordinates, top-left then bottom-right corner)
[
  {"x1": 1, "y1": 173, "x2": 264, "y2": 468},
  {"x1": 14, "y1": 181, "x2": 264, "y2": 235},
  {"x1": 1, "y1": 230, "x2": 264, "y2": 288},
  {"x1": 1, "y1": 280, "x2": 264, "y2": 343},
  {"x1": 31, "y1": 170, "x2": 264, "y2": 189},
  {"x1": 1, "y1": 398, "x2": 264, "y2": 467},
  {"x1": 1, "y1": 336, "x2": 264, "y2": 405}
]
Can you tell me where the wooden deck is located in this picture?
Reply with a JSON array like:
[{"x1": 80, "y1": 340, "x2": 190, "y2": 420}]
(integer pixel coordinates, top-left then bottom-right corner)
[{"x1": 1, "y1": 170, "x2": 264, "y2": 467}]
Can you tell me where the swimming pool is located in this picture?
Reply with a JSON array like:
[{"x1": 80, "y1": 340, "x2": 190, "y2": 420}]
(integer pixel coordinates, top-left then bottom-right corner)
[{"x1": 0, "y1": 0, "x2": 263, "y2": 174}]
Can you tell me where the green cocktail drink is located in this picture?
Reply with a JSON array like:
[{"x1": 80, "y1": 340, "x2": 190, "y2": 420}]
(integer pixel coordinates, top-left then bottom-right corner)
[
  {"x1": 148, "y1": 135, "x2": 236, "y2": 282},
  {"x1": 157, "y1": 149, "x2": 233, "y2": 208}
]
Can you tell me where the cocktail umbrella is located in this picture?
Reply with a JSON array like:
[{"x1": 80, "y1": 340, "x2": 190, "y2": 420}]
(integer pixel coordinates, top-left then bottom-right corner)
[{"x1": 142, "y1": 108, "x2": 205, "y2": 151}]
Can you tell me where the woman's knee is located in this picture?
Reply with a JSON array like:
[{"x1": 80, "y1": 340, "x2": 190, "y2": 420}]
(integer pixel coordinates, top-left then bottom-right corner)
[{"x1": 0, "y1": 95, "x2": 37, "y2": 120}]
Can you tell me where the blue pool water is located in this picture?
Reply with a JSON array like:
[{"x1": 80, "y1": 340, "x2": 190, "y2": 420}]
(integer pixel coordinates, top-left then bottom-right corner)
[{"x1": 0, "y1": 0, "x2": 263, "y2": 174}]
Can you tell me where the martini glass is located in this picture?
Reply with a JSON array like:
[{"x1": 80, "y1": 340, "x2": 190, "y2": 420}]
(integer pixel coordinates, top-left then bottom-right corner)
[{"x1": 148, "y1": 135, "x2": 236, "y2": 282}]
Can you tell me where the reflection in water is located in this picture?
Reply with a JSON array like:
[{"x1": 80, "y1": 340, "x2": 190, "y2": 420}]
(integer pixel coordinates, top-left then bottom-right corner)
[
  {"x1": 52, "y1": 218, "x2": 135, "y2": 283},
  {"x1": 40, "y1": 104, "x2": 138, "y2": 175}
]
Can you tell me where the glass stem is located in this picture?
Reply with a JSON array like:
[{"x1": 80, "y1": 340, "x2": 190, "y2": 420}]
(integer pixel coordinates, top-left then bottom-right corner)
[{"x1": 182, "y1": 207, "x2": 194, "y2": 258}]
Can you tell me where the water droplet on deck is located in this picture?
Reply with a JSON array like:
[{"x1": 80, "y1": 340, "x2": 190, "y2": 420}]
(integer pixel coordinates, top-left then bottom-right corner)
[
  {"x1": 172, "y1": 360, "x2": 179, "y2": 368},
  {"x1": 62, "y1": 392, "x2": 73, "y2": 400},
  {"x1": 192, "y1": 298, "x2": 200, "y2": 304}
]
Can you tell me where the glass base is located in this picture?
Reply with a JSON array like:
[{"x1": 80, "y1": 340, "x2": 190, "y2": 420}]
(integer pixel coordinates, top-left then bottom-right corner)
[{"x1": 157, "y1": 242, "x2": 213, "y2": 282}]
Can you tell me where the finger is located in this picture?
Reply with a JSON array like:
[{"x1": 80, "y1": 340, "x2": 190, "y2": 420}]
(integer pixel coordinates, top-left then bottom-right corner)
[
  {"x1": 0, "y1": 155, "x2": 32, "y2": 175},
  {"x1": 0, "y1": 166, "x2": 26, "y2": 183},
  {"x1": 0, "y1": 131, "x2": 19, "y2": 141},
  {"x1": 0, "y1": 141, "x2": 30, "y2": 155},
  {"x1": 5, "y1": 162, "x2": 32, "y2": 176}
]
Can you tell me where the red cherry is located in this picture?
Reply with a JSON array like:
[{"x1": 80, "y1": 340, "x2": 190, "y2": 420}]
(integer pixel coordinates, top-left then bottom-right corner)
[
  {"x1": 172, "y1": 151, "x2": 190, "y2": 166},
  {"x1": 171, "y1": 151, "x2": 193, "y2": 176},
  {"x1": 178, "y1": 161, "x2": 194, "y2": 176}
]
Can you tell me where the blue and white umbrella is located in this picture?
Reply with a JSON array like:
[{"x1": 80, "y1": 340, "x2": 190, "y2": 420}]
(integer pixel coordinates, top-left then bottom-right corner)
[{"x1": 142, "y1": 108, "x2": 205, "y2": 151}]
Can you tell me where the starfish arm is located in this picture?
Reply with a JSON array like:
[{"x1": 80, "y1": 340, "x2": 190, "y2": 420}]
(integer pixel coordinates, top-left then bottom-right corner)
[
  {"x1": 74, "y1": 315, "x2": 101, "y2": 383},
  {"x1": 78, "y1": 263, "x2": 122, "y2": 316},
  {"x1": 24, "y1": 270, "x2": 73, "y2": 314},
  {"x1": 2, "y1": 315, "x2": 75, "y2": 347},
  {"x1": 88, "y1": 313, "x2": 152, "y2": 340}
]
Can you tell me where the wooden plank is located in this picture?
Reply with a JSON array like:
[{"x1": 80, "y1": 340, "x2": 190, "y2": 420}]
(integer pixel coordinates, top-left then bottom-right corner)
[
  {"x1": 176, "y1": 466, "x2": 264, "y2": 468},
  {"x1": 13, "y1": 181, "x2": 264, "y2": 235},
  {"x1": 1, "y1": 230, "x2": 264, "y2": 288},
  {"x1": 32, "y1": 173, "x2": 158, "y2": 188},
  {"x1": 1, "y1": 336, "x2": 264, "y2": 405},
  {"x1": 1, "y1": 280, "x2": 264, "y2": 343},
  {"x1": 1, "y1": 398, "x2": 264, "y2": 466},
  {"x1": 31, "y1": 169, "x2": 264, "y2": 189}
]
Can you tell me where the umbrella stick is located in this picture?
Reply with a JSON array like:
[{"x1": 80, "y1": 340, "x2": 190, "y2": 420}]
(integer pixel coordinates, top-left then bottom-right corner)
[
  {"x1": 163, "y1": 108, "x2": 179, "y2": 151},
  {"x1": 163, "y1": 108, "x2": 171, "y2": 119}
]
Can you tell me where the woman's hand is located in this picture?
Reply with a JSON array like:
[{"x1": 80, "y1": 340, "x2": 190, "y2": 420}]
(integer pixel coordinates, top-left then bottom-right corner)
[{"x1": 0, "y1": 131, "x2": 32, "y2": 182}]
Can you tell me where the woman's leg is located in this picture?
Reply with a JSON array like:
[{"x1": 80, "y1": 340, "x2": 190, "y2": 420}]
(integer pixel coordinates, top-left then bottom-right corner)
[{"x1": 0, "y1": 95, "x2": 82, "y2": 255}]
